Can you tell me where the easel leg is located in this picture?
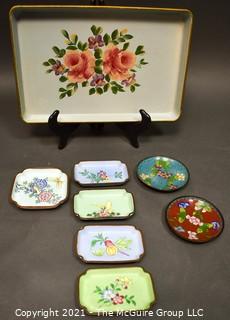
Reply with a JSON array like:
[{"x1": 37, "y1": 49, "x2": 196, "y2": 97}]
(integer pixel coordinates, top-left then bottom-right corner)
[
  {"x1": 48, "y1": 110, "x2": 80, "y2": 150},
  {"x1": 117, "y1": 109, "x2": 151, "y2": 148}
]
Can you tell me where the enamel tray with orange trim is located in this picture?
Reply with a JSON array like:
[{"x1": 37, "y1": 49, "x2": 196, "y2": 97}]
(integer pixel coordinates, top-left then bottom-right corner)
[
  {"x1": 10, "y1": 5, "x2": 192, "y2": 123},
  {"x1": 11, "y1": 168, "x2": 68, "y2": 209},
  {"x1": 75, "y1": 225, "x2": 144, "y2": 263}
]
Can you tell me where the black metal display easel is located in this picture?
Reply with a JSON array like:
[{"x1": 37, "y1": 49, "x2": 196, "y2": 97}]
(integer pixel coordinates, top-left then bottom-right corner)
[
  {"x1": 48, "y1": 109, "x2": 151, "y2": 149},
  {"x1": 48, "y1": 0, "x2": 152, "y2": 149},
  {"x1": 117, "y1": 109, "x2": 151, "y2": 148},
  {"x1": 90, "y1": 0, "x2": 105, "y2": 4}
]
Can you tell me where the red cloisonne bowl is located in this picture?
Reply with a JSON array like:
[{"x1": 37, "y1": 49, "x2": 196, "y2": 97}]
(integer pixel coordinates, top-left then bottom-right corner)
[{"x1": 166, "y1": 196, "x2": 224, "y2": 243}]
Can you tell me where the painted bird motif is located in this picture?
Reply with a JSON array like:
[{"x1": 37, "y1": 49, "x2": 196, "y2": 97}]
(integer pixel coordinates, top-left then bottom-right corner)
[
  {"x1": 91, "y1": 233, "x2": 132, "y2": 257},
  {"x1": 104, "y1": 239, "x2": 129, "y2": 256}
]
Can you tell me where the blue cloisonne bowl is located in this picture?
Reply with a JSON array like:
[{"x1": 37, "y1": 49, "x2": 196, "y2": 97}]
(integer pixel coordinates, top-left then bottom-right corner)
[{"x1": 137, "y1": 156, "x2": 189, "y2": 192}]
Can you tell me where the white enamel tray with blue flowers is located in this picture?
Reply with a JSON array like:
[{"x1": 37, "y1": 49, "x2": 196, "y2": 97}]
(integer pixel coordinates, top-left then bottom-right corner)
[
  {"x1": 10, "y1": 5, "x2": 192, "y2": 123},
  {"x1": 74, "y1": 161, "x2": 129, "y2": 186},
  {"x1": 11, "y1": 168, "x2": 68, "y2": 209}
]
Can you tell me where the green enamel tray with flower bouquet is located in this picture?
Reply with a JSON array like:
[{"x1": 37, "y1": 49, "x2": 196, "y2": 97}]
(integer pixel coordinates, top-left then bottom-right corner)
[{"x1": 78, "y1": 267, "x2": 156, "y2": 314}]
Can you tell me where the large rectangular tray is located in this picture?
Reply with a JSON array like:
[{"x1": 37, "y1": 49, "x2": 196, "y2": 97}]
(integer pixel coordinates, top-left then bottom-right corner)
[{"x1": 10, "y1": 5, "x2": 192, "y2": 123}]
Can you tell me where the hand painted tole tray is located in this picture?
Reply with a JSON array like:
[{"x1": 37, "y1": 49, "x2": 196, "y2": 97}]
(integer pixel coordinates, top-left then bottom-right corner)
[
  {"x1": 10, "y1": 5, "x2": 192, "y2": 123},
  {"x1": 166, "y1": 196, "x2": 224, "y2": 243},
  {"x1": 11, "y1": 168, "x2": 68, "y2": 209},
  {"x1": 137, "y1": 156, "x2": 189, "y2": 191},
  {"x1": 76, "y1": 225, "x2": 144, "y2": 263},
  {"x1": 74, "y1": 189, "x2": 134, "y2": 220},
  {"x1": 78, "y1": 267, "x2": 155, "y2": 314},
  {"x1": 74, "y1": 161, "x2": 128, "y2": 186}
]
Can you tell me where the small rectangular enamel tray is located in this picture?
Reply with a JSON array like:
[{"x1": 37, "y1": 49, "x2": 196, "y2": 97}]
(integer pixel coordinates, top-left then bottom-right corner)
[
  {"x1": 74, "y1": 189, "x2": 134, "y2": 220},
  {"x1": 10, "y1": 5, "x2": 192, "y2": 123},
  {"x1": 75, "y1": 225, "x2": 144, "y2": 263},
  {"x1": 74, "y1": 161, "x2": 128, "y2": 186},
  {"x1": 11, "y1": 168, "x2": 68, "y2": 209},
  {"x1": 79, "y1": 267, "x2": 155, "y2": 314}
]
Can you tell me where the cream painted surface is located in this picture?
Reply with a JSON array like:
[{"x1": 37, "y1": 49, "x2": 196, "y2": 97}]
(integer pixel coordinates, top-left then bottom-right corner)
[{"x1": 10, "y1": 6, "x2": 192, "y2": 122}]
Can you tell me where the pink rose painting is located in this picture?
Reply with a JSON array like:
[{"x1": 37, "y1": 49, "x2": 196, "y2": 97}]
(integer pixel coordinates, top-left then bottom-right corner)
[
  {"x1": 103, "y1": 44, "x2": 136, "y2": 81},
  {"x1": 38, "y1": 191, "x2": 53, "y2": 203},
  {"x1": 63, "y1": 50, "x2": 95, "y2": 83},
  {"x1": 43, "y1": 25, "x2": 148, "y2": 98}
]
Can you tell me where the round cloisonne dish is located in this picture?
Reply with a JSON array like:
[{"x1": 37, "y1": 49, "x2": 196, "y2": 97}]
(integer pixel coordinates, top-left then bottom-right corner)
[
  {"x1": 166, "y1": 196, "x2": 224, "y2": 243},
  {"x1": 136, "y1": 156, "x2": 189, "y2": 192}
]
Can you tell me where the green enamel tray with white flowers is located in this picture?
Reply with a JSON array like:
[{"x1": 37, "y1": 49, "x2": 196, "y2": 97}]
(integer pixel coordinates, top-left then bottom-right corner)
[{"x1": 78, "y1": 267, "x2": 156, "y2": 314}]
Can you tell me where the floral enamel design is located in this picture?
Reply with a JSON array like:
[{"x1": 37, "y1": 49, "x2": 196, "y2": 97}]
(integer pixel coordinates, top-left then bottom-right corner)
[
  {"x1": 43, "y1": 26, "x2": 148, "y2": 98},
  {"x1": 79, "y1": 169, "x2": 122, "y2": 183},
  {"x1": 94, "y1": 277, "x2": 136, "y2": 306},
  {"x1": 86, "y1": 201, "x2": 121, "y2": 218},
  {"x1": 175, "y1": 200, "x2": 220, "y2": 240},
  {"x1": 90, "y1": 233, "x2": 132, "y2": 257},
  {"x1": 14, "y1": 177, "x2": 62, "y2": 204},
  {"x1": 139, "y1": 158, "x2": 186, "y2": 191}
]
